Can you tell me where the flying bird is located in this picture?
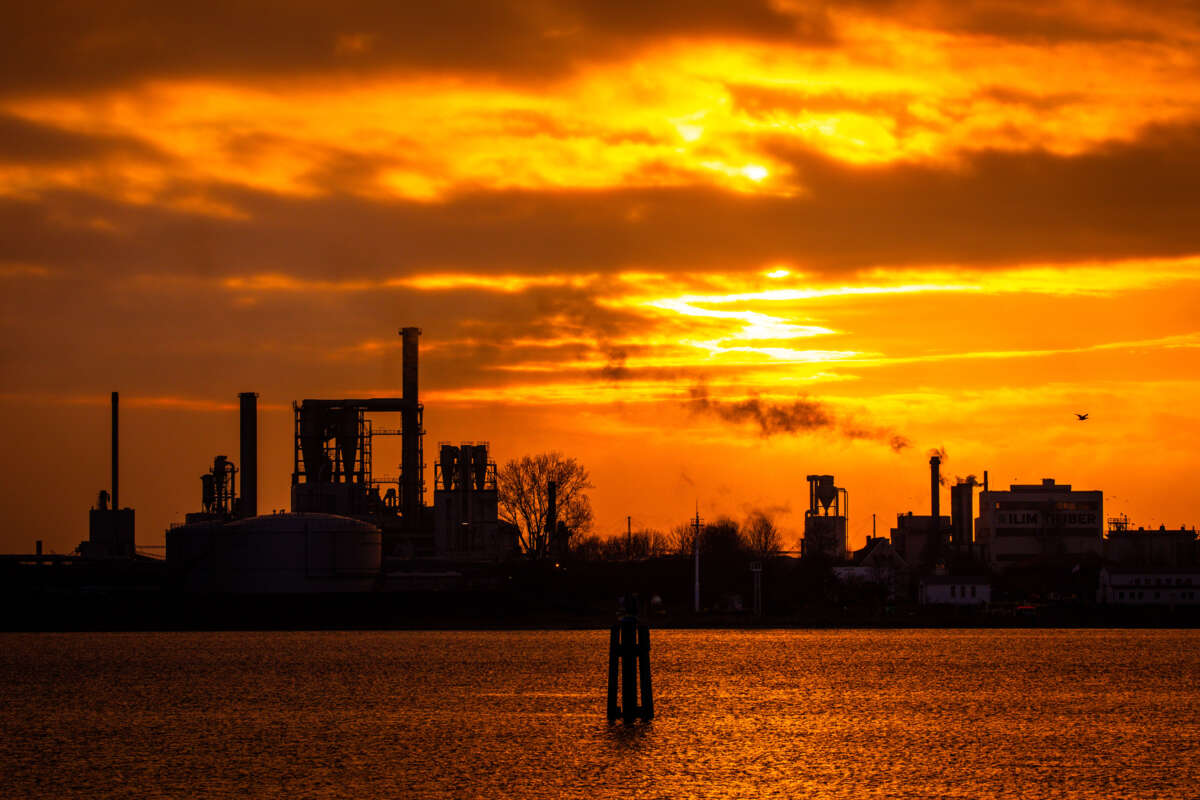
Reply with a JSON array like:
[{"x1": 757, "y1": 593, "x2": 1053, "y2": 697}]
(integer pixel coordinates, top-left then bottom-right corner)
[{"x1": 1075, "y1": 413, "x2": 1089, "y2": 421}]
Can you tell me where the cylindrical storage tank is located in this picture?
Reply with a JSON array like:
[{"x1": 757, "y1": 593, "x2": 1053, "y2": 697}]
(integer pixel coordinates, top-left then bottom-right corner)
[{"x1": 166, "y1": 512, "x2": 381, "y2": 593}]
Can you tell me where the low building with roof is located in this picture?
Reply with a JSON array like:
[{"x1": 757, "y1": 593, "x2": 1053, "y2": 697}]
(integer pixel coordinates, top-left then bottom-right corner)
[
  {"x1": 1097, "y1": 567, "x2": 1200, "y2": 605},
  {"x1": 918, "y1": 575, "x2": 991, "y2": 606}
]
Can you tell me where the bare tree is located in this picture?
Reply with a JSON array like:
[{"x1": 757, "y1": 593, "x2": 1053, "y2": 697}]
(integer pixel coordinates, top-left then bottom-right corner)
[
  {"x1": 646, "y1": 529, "x2": 670, "y2": 558},
  {"x1": 622, "y1": 528, "x2": 667, "y2": 560},
  {"x1": 745, "y1": 510, "x2": 783, "y2": 561},
  {"x1": 570, "y1": 534, "x2": 604, "y2": 561},
  {"x1": 497, "y1": 452, "x2": 593, "y2": 558},
  {"x1": 667, "y1": 521, "x2": 699, "y2": 557}
]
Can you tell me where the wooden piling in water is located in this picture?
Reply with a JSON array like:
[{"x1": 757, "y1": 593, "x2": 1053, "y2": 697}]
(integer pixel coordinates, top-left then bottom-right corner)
[
  {"x1": 620, "y1": 614, "x2": 637, "y2": 723},
  {"x1": 607, "y1": 625, "x2": 620, "y2": 720},
  {"x1": 606, "y1": 600, "x2": 653, "y2": 723},
  {"x1": 637, "y1": 623, "x2": 653, "y2": 719}
]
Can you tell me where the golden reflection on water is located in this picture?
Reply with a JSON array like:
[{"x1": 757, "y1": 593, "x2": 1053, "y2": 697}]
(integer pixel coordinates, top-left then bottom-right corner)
[{"x1": 1, "y1": 630, "x2": 1198, "y2": 799}]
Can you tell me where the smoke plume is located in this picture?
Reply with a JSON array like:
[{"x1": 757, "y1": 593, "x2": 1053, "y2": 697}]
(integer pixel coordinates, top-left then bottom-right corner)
[
  {"x1": 599, "y1": 348, "x2": 630, "y2": 382},
  {"x1": 687, "y1": 384, "x2": 910, "y2": 452},
  {"x1": 688, "y1": 384, "x2": 832, "y2": 434}
]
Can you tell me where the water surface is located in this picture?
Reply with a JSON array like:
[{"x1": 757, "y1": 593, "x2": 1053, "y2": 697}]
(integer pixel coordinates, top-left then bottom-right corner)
[{"x1": 2, "y1": 630, "x2": 1197, "y2": 798}]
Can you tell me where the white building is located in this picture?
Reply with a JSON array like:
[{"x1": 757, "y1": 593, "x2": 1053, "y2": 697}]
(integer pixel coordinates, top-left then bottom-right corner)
[
  {"x1": 976, "y1": 478, "x2": 1103, "y2": 570},
  {"x1": 1097, "y1": 567, "x2": 1200, "y2": 605},
  {"x1": 919, "y1": 576, "x2": 991, "y2": 605}
]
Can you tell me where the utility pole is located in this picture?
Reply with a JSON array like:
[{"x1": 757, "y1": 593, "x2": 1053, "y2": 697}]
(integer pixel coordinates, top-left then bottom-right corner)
[{"x1": 692, "y1": 507, "x2": 703, "y2": 613}]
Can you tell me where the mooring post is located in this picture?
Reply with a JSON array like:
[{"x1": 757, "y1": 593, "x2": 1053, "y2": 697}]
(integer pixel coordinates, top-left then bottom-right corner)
[
  {"x1": 620, "y1": 611, "x2": 638, "y2": 724},
  {"x1": 607, "y1": 624, "x2": 620, "y2": 720},
  {"x1": 637, "y1": 623, "x2": 653, "y2": 719},
  {"x1": 607, "y1": 594, "x2": 653, "y2": 723}
]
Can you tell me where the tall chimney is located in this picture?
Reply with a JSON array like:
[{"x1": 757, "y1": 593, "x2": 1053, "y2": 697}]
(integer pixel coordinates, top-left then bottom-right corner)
[
  {"x1": 111, "y1": 391, "x2": 119, "y2": 511},
  {"x1": 929, "y1": 454, "x2": 942, "y2": 566},
  {"x1": 239, "y1": 392, "x2": 258, "y2": 518},
  {"x1": 400, "y1": 327, "x2": 423, "y2": 530},
  {"x1": 930, "y1": 455, "x2": 941, "y2": 521}
]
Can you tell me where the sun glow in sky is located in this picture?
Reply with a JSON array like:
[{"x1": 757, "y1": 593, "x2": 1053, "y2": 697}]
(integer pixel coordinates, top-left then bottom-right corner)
[{"x1": 4, "y1": 0, "x2": 1200, "y2": 552}]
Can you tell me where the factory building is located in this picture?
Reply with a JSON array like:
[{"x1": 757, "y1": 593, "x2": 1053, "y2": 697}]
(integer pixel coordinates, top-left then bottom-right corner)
[
  {"x1": 167, "y1": 389, "x2": 385, "y2": 592},
  {"x1": 290, "y1": 327, "x2": 430, "y2": 558},
  {"x1": 433, "y1": 443, "x2": 516, "y2": 561},
  {"x1": 166, "y1": 326, "x2": 512, "y2": 593},
  {"x1": 976, "y1": 478, "x2": 1103, "y2": 570},
  {"x1": 801, "y1": 474, "x2": 847, "y2": 561},
  {"x1": 1097, "y1": 567, "x2": 1200, "y2": 605},
  {"x1": 79, "y1": 392, "x2": 137, "y2": 558},
  {"x1": 891, "y1": 514, "x2": 952, "y2": 571},
  {"x1": 1104, "y1": 517, "x2": 1198, "y2": 568},
  {"x1": 890, "y1": 455, "x2": 952, "y2": 571}
]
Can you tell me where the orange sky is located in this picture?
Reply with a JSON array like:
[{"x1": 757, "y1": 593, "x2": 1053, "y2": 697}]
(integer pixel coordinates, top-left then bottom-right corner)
[{"x1": 3, "y1": 0, "x2": 1200, "y2": 554}]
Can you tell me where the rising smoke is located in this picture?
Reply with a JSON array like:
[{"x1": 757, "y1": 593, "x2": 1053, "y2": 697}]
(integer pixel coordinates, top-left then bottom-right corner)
[
  {"x1": 928, "y1": 447, "x2": 949, "y2": 485},
  {"x1": 688, "y1": 384, "x2": 832, "y2": 434},
  {"x1": 599, "y1": 348, "x2": 630, "y2": 382},
  {"x1": 687, "y1": 384, "x2": 911, "y2": 452}
]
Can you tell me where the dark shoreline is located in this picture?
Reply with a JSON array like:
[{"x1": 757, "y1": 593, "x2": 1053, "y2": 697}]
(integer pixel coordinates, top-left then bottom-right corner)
[{"x1": 3, "y1": 590, "x2": 1198, "y2": 632}]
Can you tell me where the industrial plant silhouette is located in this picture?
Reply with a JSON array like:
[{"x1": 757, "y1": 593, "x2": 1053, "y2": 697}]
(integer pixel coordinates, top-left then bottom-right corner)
[{"x1": 2, "y1": 326, "x2": 1198, "y2": 630}]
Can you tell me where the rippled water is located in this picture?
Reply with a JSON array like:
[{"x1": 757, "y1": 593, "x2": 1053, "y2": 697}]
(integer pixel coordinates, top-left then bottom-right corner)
[{"x1": 2, "y1": 629, "x2": 1198, "y2": 799}]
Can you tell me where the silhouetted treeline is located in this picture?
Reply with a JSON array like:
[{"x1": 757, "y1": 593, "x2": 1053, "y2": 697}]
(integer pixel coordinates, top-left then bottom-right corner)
[{"x1": 568, "y1": 510, "x2": 784, "y2": 563}]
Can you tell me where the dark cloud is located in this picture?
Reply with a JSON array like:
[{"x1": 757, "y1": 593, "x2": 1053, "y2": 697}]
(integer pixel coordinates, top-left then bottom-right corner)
[
  {"x1": 8, "y1": 121, "x2": 1200, "y2": 280},
  {"x1": 975, "y1": 86, "x2": 1085, "y2": 111},
  {"x1": 0, "y1": 113, "x2": 166, "y2": 164},
  {"x1": 0, "y1": 0, "x2": 823, "y2": 97},
  {"x1": 6, "y1": 1, "x2": 1194, "y2": 101},
  {"x1": 842, "y1": 0, "x2": 1199, "y2": 44}
]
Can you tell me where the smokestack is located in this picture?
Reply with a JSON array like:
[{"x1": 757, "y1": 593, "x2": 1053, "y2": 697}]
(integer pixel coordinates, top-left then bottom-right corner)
[
  {"x1": 400, "y1": 327, "x2": 423, "y2": 529},
  {"x1": 111, "y1": 391, "x2": 119, "y2": 511},
  {"x1": 950, "y1": 481, "x2": 974, "y2": 547},
  {"x1": 239, "y1": 392, "x2": 258, "y2": 518},
  {"x1": 930, "y1": 455, "x2": 941, "y2": 521}
]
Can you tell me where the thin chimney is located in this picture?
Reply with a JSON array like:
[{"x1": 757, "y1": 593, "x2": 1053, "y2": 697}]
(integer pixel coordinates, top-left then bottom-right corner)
[
  {"x1": 111, "y1": 391, "x2": 119, "y2": 511},
  {"x1": 930, "y1": 455, "x2": 941, "y2": 521}
]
